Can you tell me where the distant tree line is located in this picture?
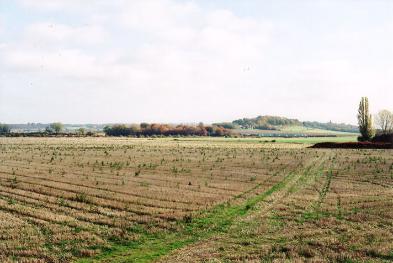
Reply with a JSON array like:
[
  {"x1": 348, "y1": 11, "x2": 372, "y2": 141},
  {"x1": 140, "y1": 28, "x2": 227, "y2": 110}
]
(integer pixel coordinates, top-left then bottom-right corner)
[
  {"x1": 1, "y1": 122, "x2": 99, "y2": 137},
  {"x1": 302, "y1": 121, "x2": 358, "y2": 133},
  {"x1": 232, "y1": 116, "x2": 301, "y2": 130},
  {"x1": 8, "y1": 123, "x2": 106, "y2": 132},
  {"x1": 212, "y1": 122, "x2": 239, "y2": 129},
  {"x1": 218, "y1": 115, "x2": 359, "y2": 133},
  {"x1": 103, "y1": 123, "x2": 232, "y2": 137}
]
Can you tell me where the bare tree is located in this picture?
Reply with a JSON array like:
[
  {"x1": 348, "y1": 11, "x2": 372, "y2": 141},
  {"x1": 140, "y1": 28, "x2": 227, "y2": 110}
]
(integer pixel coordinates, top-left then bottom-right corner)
[
  {"x1": 375, "y1": 109, "x2": 393, "y2": 134},
  {"x1": 357, "y1": 97, "x2": 375, "y2": 141}
]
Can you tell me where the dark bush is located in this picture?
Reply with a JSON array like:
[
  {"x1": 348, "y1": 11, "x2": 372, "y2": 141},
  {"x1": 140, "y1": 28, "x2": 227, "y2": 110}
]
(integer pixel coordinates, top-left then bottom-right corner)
[
  {"x1": 357, "y1": 136, "x2": 367, "y2": 142},
  {"x1": 372, "y1": 133, "x2": 393, "y2": 143}
]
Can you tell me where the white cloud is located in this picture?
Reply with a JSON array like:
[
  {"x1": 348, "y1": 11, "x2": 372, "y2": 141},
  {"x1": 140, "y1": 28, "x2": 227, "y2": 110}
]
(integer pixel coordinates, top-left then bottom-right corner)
[
  {"x1": 25, "y1": 22, "x2": 106, "y2": 45},
  {"x1": 1, "y1": 0, "x2": 392, "y2": 124},
  {"x1": 117, "y1": 2, "x2": 271, "y2": 59},
  {"x1": 0, "y1": 15, "x2": 4, "y2": 34},
  {"x1": 119, "y1": 1, "x2": 201, "y2": 31},
  {"x1": 18, "y1": 0, "x2": 84, "y2": 11},
  {"x1": 2, "y1": 48, "x2": 150, "y2": 84},
  {"x1": 3, "y1": 1, "x2": 272, "y2": 87}
]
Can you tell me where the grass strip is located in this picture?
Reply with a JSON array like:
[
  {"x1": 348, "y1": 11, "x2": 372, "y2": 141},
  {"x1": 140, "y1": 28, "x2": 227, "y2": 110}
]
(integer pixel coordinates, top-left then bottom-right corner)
[{"x1": 78, "y1": 173, "x2": 295, "y2": 263}]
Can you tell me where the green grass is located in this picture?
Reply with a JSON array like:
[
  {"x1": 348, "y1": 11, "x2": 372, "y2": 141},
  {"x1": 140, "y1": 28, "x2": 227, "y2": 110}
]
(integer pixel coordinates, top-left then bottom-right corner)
[
  {"x1": 280, "y1": 125, "x2": 356, "y2": 135},
  {"x1": 169, "y1": 136, "x2": 358, "y2": 144},
  {"x1": 270, "y1": 136, "x2": 357, "y2": 144},
  {"x1": 78, "y1": 173, "x2": 295, "y2": 263},
  {"x1": 234, "y1": 126, "x2": 358, "y2": 136}
]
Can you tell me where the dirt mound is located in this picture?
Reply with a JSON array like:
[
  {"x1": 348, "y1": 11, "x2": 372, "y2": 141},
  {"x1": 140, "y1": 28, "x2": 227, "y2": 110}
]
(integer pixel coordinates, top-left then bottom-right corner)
[{"x1": 311, "y1": 142, "x2": 392, "y2": 149}]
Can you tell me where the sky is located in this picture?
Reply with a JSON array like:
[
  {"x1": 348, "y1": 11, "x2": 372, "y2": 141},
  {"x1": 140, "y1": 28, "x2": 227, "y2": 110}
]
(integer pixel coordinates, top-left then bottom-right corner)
[{"x1": 0, "y1": 0, "x2": 392, "y2": 124}]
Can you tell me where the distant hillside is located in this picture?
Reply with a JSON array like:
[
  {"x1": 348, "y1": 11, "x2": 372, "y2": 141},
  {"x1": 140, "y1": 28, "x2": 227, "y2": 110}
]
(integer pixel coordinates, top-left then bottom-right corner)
[
  {"x1": 214, "y1": 115, "x2": 358, "y2": 133},
  {"x1": 302, "y1": 121, "x2": 358, "y2": 133}
]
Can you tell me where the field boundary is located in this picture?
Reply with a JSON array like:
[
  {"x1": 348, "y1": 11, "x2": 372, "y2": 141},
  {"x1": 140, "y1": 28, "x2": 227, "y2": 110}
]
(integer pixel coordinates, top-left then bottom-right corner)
[{"x1": 311, "y1": 142, "x2": 393, "y2": 149}]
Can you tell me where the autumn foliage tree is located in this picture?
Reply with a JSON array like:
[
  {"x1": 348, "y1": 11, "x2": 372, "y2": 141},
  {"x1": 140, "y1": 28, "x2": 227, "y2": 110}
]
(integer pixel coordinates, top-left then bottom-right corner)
[{"x1": 103, "y1": 123, "x2": 231, "y2": 137}]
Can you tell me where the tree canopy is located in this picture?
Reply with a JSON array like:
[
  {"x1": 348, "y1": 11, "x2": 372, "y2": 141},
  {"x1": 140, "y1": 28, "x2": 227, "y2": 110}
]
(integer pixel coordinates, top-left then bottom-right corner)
[{"x1": 45, "y1": 123, "x2": 64, "y2": 134}]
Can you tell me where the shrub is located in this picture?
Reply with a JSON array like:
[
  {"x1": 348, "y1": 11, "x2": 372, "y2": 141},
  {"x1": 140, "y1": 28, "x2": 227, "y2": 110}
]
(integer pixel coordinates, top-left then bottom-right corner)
[{"x1": 372, "y1": 133, "x2": 393, "y2": 143}]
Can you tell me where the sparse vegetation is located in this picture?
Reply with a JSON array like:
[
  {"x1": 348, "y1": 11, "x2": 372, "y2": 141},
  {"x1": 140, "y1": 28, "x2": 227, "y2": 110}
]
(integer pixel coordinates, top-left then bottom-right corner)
[{"x1": 0, "y1": 137, "x2": 391, "y2": 262}]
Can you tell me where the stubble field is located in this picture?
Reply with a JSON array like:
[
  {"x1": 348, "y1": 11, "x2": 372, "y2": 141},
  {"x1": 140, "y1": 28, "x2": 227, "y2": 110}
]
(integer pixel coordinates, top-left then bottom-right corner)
[{"x1": 0, "y1": 137, "x2": 392, "y2": 262}]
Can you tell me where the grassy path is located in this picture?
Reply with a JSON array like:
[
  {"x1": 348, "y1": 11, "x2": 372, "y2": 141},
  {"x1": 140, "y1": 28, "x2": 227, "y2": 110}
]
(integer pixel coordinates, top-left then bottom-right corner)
[
  {"x1": 157, "y1": 155, "x2": 330, "y2": 262},
  {"x1": 77, "y1": 173, "x2": 294, "y2": 263},
  {"x1": 78, "y1": 157, "x2": 327, "y2": 263}
]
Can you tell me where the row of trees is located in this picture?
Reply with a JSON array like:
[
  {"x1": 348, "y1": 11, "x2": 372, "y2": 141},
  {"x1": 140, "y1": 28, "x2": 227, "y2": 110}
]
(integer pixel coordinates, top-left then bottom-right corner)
[
  {"x1": 0, "y1": 122, "x2": 231, "y2": 137},
  {"x1": 46, "y1": 124, "x2": 90, "y2": 136},
  {"x1": 0, "y1": 122, "x2": 66, "y2": 135},
  {"x1": 232, "y1": 116, "x2": 301, "y2": 130},
  {"x1": 0, "y1": 123, "x2": 63, "y2": 135},
  {"x1": 357, "y1": 97, "x2": 393, "y2": 141},
  {"x1": 103, "y1": 123, "x2": 232, "y2": 137},
  {"x1": 302, "y1": 121, "x2": 358, "y2": 133},
  {"x1": 229, "y1": 115, "x2": 358, "y2": 133}
]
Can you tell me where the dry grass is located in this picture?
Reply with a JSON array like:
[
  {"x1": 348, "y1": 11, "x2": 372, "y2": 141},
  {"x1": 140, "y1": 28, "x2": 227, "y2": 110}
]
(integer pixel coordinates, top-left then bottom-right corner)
[
  {"x1": 0, "y1": 137, "x2": 296, "y2": 262},
  {"x1": 0, "y1": 137, "x2": 392, "y2": 262},
  {"x1": 161, "y1": 147, "x2": 393, "y2": 262}
]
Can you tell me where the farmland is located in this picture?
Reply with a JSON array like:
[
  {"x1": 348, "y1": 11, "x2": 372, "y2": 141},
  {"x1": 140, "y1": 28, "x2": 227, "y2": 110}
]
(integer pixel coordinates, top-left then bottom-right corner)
[{"x1": 0, "y1": 137, "x2": 392, "y2": 262}]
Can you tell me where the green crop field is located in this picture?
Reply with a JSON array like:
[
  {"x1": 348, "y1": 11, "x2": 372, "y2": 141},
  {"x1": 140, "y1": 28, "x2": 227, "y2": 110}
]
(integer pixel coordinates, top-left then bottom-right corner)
[
  {"x1": 0, "y1": 137, "x2": 392, "y2": 262},
  {"x1": 172, "y1": 135, "x2": 358, "y2": 144},
  {"x1": 233, "y1": 126, "x2": 358, "y2": 138}
]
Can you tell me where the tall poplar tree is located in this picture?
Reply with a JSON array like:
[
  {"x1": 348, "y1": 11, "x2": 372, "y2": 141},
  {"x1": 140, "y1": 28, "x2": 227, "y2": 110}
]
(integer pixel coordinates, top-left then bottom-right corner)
[{"x1": 357, "y1": 97, "x2": 375, "y2": 141}]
